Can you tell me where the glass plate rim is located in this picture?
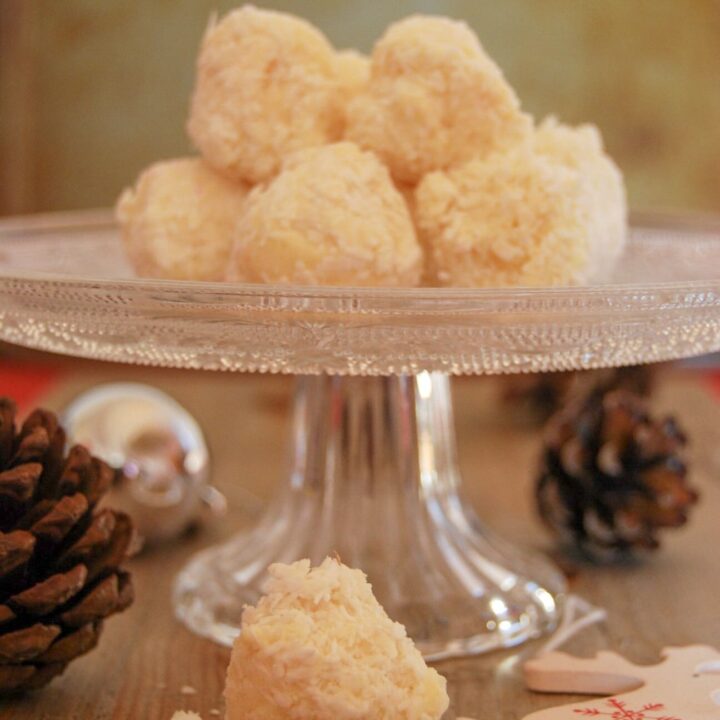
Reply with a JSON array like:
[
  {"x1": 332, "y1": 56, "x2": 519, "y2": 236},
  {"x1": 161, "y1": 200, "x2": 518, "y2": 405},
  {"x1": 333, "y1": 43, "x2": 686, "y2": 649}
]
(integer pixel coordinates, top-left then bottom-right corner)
[{"x1": 1, "y1": 208, "x2": 719, "y2": 304}]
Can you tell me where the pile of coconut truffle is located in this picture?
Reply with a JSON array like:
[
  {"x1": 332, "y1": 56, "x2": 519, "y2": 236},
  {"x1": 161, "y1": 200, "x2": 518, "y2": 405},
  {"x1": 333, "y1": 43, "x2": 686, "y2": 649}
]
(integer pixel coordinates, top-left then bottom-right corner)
[{"x1": 117, "y1": 5, "x2": 627, "y2": 288}]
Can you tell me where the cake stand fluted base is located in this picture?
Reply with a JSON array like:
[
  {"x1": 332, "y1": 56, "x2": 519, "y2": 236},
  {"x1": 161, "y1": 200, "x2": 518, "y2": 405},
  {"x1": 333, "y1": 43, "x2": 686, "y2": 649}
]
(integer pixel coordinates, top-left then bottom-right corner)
[{"x1": 173, "y1": 373, "x2": 565, "y2": 660}]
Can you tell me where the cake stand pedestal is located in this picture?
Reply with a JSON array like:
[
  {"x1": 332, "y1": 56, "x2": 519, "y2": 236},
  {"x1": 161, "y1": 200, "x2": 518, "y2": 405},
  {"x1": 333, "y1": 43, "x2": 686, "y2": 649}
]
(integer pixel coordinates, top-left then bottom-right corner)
[
  {"x1": 174, "y1": 373, "x2": 562, "y2": 659},
  {"x1": 1, "y1": 210, "x2": 719, "y2": 660}
]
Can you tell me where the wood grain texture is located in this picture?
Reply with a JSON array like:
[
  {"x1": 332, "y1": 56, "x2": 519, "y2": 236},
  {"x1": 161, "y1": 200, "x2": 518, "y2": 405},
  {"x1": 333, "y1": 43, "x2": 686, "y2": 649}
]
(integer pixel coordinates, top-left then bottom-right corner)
[{"x1": 0, "y1": 363, "x2": 718, "y2": 719}]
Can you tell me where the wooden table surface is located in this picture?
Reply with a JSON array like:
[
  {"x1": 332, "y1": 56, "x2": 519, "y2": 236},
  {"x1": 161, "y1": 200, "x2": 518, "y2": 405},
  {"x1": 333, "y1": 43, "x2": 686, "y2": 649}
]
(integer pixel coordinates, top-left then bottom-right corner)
[{"x1": 2, "y1": 361, "x2": 719, "y2": 720}]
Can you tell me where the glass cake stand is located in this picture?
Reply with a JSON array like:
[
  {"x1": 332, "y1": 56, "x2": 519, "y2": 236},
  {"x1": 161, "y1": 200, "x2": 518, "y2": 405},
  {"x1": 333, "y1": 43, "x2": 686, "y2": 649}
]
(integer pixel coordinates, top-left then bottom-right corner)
[{"x1": 1, "y1": 210, "x2": 719, "y2": 660}]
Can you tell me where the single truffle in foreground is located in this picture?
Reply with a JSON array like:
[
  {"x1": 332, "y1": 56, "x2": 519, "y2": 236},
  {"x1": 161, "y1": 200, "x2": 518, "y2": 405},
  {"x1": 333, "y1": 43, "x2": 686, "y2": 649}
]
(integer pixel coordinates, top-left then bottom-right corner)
[
  {"x1": 415, "y1": 119, "x2": 627, "y2": 288},
  {"x1": 228, "y1": 142, "x2": 423, "y2": 287},
  {"x1": 224, "y1": 558, "x2": 449, "y2": 720},
  {"x1": 117, "y1": 158, "x2": 250, "y2": 281},
  {"x1": 188, "y1": 5, "x2": 343, "y2": 184},
  {"x1": 345, "y1": 15, "x2": 531, "y2": 184}
]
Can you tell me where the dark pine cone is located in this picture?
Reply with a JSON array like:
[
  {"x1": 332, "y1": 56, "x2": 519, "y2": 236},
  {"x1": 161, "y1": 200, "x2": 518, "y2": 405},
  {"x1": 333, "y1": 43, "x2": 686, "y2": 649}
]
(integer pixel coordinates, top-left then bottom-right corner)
[
  {"x1": 0, "y1": 398, "x2": 135, "y2": 693},
  {"x1": 536, "y1": 388, "x2": 698, "y2": 561}
]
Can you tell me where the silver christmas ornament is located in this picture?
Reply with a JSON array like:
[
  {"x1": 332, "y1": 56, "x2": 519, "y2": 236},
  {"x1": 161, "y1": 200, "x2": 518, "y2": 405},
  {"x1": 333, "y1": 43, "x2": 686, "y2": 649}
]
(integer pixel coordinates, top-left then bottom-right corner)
[{"x1": 63, "y1": 383, "x2": 226, "y2": 545}]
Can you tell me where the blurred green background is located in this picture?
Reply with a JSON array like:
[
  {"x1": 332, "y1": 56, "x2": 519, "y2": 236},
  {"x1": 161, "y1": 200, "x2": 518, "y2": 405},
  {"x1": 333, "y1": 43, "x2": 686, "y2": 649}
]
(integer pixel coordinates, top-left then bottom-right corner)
[{"x1": 1, "y1": 0, "x2": 719, "y2": 216}]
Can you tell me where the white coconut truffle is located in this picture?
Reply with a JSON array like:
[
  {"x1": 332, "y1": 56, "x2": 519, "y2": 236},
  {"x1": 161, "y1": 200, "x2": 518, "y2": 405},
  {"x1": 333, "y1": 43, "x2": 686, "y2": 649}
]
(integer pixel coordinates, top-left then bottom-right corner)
[
  {"x1": 224, "y1": 558, "x2": 449, "y2": 720},
  {"x1": 336, "y1": 49, "x2": 370, "y2": 104},
  {"x1": 345, "y1": 15, "x2": 531, "y2": 184},
  {"x1": 187, "y1": 5, "x2": 343, "y2": 184},
  {"x1": 534, "y1": 117, "x2": 627, "y2": 282},
  {"x1": 228, "y1": 142, "x2": 423, "y2": 287},
  {"x1": 116, "y1": 158, "x2": 249, "y2": 281},
  {"x1": 415, "y1": 120, "x2": 627, "y2": 287}
]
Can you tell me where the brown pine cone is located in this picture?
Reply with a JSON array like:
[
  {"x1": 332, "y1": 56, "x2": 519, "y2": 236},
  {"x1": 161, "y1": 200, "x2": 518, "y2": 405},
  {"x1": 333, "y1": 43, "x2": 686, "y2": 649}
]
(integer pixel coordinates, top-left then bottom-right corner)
[
  {"x1": 536, "y1": 388, "x2": 698, "y2": 561},
  {"x1": 0, "y1": 398, "x2": 136, "y2": 693}
]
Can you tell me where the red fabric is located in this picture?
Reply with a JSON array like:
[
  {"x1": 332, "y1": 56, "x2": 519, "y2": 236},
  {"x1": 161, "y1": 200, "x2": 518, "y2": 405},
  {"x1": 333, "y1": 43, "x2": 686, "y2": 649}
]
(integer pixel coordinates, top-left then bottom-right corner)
[
  {"x1": 707, "y1": 371, "x2": 720, "y2": 400},
  {"x1": 0, "y1": 360, "x2": 64, "y2": 413}
]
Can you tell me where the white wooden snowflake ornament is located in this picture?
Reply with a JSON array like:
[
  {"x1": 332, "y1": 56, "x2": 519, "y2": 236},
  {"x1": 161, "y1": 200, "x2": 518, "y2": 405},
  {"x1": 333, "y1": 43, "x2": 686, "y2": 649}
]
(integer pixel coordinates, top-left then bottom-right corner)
[{"x1": 522, "y1": 645, "x2": 720, "y2": 719}]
